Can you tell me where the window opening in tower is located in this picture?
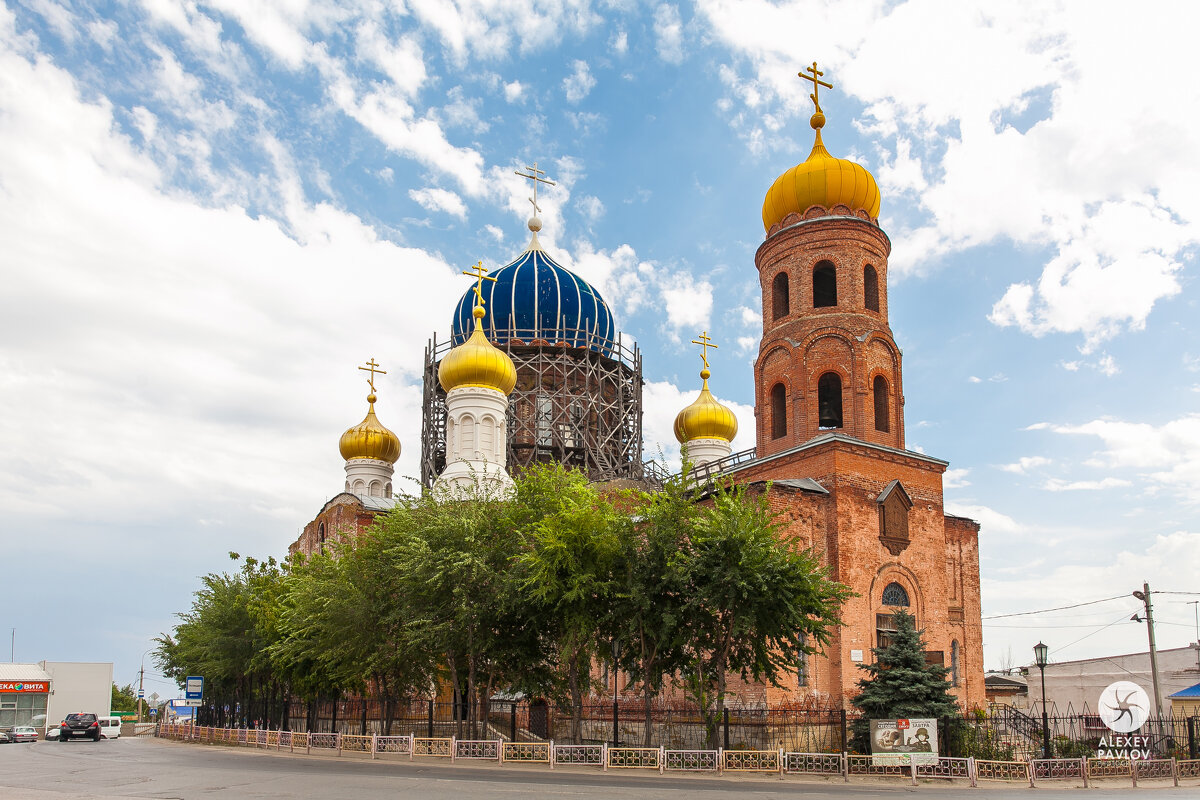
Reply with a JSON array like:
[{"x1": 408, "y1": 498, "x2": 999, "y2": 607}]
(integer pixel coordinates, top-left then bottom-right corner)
[
  {"x1": 873, "y1": 375, "x2": 890, "y2": 432},
  {"x1": 770, "y1": 383, "x2": 787, "y2": 439},
  {"x1": 772, "y1": 272, "x2": 790, "y2": 319},
  {"x1": 817, "y1": 372, "x2": 843, "y2": 428},
  {"x1": 864, "y1": 264, "x2": 880, "y2": 312},
  {"x1": 813, "y1": 262, "x2": 837, "y2": 308}
]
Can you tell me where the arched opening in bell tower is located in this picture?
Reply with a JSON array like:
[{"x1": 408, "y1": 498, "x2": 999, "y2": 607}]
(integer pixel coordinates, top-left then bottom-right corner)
[
  {"x1": 770, "y1": 383, "x2": 787, "y2": 439},
  {"x1": 864, "y1": 264, "x2": 879, "y2": 312},
  {"x1": 817, "y1": 372, "x2": 843, "y2": 428},
  {"x1": 772, "y1": 272, "x2": 790, "y2": 319},
  {"x1": 873, "y1": 375, "x2": 890, "y2": 432},
  {"x1": 813, "y1": 261, "x2": 837, "y2": 308}
]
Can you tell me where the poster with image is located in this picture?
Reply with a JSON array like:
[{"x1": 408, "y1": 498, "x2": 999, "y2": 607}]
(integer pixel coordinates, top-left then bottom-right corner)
[{"x1": 869, "y1": 718, "x2": 938, "y2": 765}]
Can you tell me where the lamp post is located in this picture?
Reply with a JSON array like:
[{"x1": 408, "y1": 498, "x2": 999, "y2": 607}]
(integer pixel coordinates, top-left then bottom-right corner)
[{"x1": 1033, "y1": 641, "x2": 1050, "y2": 759}]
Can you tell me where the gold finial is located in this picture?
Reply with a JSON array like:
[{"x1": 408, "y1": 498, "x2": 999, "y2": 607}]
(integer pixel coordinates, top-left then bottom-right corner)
[
  {"x1": 514, "y1": 161, "x2": 556, "y2": 217},
  {"x1": 463, "y1": 260, "x2": 497, "y2": 307},
  {"x1": 690, "y1": 331, "x2": 718, "y2": 378},
  {"x1": 798, "y1": 61, "x2": 833, "y2": 128},
  {"x1": 358, "y1": 358, "x2": 386, "y2": 396}
]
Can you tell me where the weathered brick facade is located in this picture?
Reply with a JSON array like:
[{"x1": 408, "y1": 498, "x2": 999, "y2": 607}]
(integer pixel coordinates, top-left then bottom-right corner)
[
  {"x1": 289, "y1": 493, "x2": 385, "y2": 558},
  {"x1": 716, "y1": 203, "x2": 984, "y2": 710}
]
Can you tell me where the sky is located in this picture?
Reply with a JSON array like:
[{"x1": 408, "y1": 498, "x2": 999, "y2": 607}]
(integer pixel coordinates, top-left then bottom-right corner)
[{"x1": 2, "y1": 1, "x2": 1198, "y2": 700}]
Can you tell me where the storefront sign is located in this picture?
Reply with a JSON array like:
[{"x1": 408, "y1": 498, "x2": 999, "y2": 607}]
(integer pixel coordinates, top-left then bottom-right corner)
[
  {"x1": 0, "y1": 681, "x2": 50, "y2": 693},
  {"x1": 869, "y1": 718, "x2": 938, "y2": 765}
]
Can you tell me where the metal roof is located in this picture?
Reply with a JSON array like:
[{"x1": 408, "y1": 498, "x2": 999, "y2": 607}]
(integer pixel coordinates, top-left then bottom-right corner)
[
  {"x1": 0, "y1": 664, "x2": 52, "y2": 682},
  {"x1": 1169, "y1": 681, "x2": 1200, "y2": 699}
]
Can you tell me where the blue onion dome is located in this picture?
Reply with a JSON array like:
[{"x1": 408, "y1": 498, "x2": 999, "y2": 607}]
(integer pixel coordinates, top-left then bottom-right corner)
[{"x1": 451, "y1": 225, "x2": 615, "y2": 353}]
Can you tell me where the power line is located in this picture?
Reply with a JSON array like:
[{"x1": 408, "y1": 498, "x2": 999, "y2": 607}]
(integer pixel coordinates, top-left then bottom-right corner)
[
  {"x1": 1050, "y1": 613, "x2": 1131, "y2": 657},
  {"x1": 983, "y1": 594, "x2": 1129, "y2": 620}
]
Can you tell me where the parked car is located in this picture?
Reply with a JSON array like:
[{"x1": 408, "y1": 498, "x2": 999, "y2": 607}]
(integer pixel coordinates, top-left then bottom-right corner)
[
  {"x1": 44, "y1": 725, "x2": 59, "y2": 740},
  {"x1": 0, "y1": 729, "x2": 12, "y2": 744},
  {"x1": 98, "y1": 716, "x2": 122, "y2": 739},
  {"x1": 59, "y1": 713, "x2": 101, "y2": 742},
  {"x1": 10, "y1": 726, "x2": 38, "y2": 743}
]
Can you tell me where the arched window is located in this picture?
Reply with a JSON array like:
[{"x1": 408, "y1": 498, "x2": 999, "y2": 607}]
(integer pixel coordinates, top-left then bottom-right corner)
[
  {"x1": 950, "y1": 640, "x2": 960, "y2": 687},
  {"x1": 873, "y1": 375, "x2": 889, "y2": 433},
  {"x1": 817, "y1": 372, "x2": 842, "y2": 428},
  {"x1": 864, "y1": 265, "x2": 879, "y2": 312},
  {"x1": 813, "y1": 261, "x2": 837, "y2": 307},
  {"x1": 772, "y1": 272, "x2": 790, "y2": 320},
  {"x1": 882, "y1": 582, "x2": 910, "y2": 607},
  {"x1": 770, "y1": 383, "x2": 787, "y2": 439},
  {"x1": 318, "y1": 522, "x2": 326, "y2": 554}
]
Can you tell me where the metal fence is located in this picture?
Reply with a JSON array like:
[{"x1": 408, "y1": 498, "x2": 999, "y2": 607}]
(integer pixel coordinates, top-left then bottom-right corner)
[{"x1": 154, "y1": 723, "x2": 1200, "y2": 788}]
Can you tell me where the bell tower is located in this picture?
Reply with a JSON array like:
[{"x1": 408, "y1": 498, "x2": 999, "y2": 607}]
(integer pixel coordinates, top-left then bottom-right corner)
[{"x1": 754, "y1": 63, "x2": 904, "y2": 456}]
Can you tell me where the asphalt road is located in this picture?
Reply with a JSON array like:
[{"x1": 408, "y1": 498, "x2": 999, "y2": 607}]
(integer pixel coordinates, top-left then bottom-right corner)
[{"x1": 0, "y1": 735, "x2": 1176, "y2": 799}]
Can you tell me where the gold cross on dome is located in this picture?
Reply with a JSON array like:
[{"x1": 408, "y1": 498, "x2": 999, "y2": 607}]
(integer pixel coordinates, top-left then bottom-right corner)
[
  {"x1": 514, "y1": 161, "x2": 556, "y2": 215},
  {"x1": 463, "y1": 260, "x2": 497, "y2": 306},
  {"x1": 358, "y1": 358, "x2": 386, "y2": 393},
  {"x1": 691, "y1": 331, "x2": 718, "y2": 370},
  {"x1": 799, "y1": 61, "x2": 833, "y2": 114}
]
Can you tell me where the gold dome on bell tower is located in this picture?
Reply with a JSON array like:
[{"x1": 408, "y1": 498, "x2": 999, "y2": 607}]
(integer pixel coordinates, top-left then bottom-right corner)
[{"x1": 761, "y1": 62, "x2": 881, "y2": 232}]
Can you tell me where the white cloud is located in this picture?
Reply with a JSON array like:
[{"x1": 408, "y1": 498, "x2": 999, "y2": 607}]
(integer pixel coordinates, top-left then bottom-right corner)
[
  {"x1": 737, "y1": 305, "x2": 761, "y2": 328},
  {"x1": 653, "y1": 4, "x2": 684, "y2": 64},
  {"x1": 563, "y1": 59, "x2": 596, "y2": 104},
  {"x1": 610, "y1": 30, "x2": 628, "y2": 56},
  {"x1": 577, "y1": 195, "x2": 604, "y2": 219},
  {"x1": 484, "y1": 223, "x2": 504, "y2": 242},
  {"x1": 1050, "y1": 415, "x2": 1200, "y2": 500},
  {"x1": 355, "y1": 23, "x2": 426, "y2": 98},
  {"x1": 999, "y1": 456, "x2": 1051, "y2": 474},
  {"x1": 439, "y1": 86, "x2": 488, "y2": 131},
  {"x1": 377, "y1": 166, "x2": 394, "y2": 183},
  {"x1": 503, "y1": 80, "x2": 524, "y2": 103},
  {"x1": 944, "y1": 502, "x2": 1022, "y2": 536},
  {"x1": 26, "y1": 0, "x2": 77, "y2": 42},
  {"x1": 943, "y1": 467, "x2": 971, "y2": 489},
  {"x1": 408, "y1": 187, "x2": 468, "y2": 218},
  {"x1": 967, "y1": 375, "x2": 982, "y2": 384},
  {"x1": 661, "y1": 276, "x2": 714, "y2": 333},
  {"x1": 1043, "y1": 477, "x2": 1132, "y2": 492}
]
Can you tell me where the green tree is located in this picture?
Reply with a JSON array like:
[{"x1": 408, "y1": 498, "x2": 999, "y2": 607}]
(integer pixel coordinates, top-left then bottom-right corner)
[
  {"x1": 516, "y1": 463, "x2": 630, "y2": 742},
  {"x1": 678, "y1": 482, "x2": 850, "y2": 748},
  {"x1": 111, "y1": 683, "x2": 137, "y2": 714},
  {"x1": 849, "y1": 608, "x2": 960, "y2": 752}
]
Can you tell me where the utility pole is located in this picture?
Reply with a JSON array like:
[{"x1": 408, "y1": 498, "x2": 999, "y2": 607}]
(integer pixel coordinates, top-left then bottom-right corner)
[
  {"x1": 1132, "y1": 582, "x2": 1164, "y2": 717},
  {"x1": 138, "y1": 662, "x2": 145, "y2": 723}
]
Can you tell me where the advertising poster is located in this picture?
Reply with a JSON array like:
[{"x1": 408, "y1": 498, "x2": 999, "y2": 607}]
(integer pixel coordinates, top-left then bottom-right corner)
[{"x1": 869, "y1": 718, "x2": 938, "y2": 765}]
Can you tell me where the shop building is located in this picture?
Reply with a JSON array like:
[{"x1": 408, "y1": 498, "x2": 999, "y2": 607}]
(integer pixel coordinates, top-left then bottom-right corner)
[{"x1": 0, "y1": 661, "x2": 112, "y2": 732}]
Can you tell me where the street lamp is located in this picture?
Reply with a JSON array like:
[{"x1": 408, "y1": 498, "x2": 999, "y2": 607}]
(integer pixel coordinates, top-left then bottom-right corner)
[{"x1": 1033, "y1": 641, "x2": 1050, "y2": 759}]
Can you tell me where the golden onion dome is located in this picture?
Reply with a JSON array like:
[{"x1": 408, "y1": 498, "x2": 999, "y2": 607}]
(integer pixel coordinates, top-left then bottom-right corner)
[
  {"x1": 339, "y1": 393, "x2": 401, "y2": 463},
  {"x1": 761, "y1": 111, "x2": 881, "y2": 233},
  {"x1": 674, "y1": 368, "x2": 739, "y2": 443},
  {"x1": 438, "y1": 305, "x2": 518, "y2": 394}
]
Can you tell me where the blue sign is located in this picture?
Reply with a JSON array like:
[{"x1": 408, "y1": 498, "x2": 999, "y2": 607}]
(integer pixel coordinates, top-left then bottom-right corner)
[
  {"x1": 137, "y1": 689, "x2": 144, "y2": 698},
  {"x1": 185, "y1": 676, "x2": 204, "y2": 701}
]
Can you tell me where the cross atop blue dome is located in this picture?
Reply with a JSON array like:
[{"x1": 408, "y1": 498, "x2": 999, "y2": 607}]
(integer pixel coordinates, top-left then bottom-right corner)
[{"x1": 450, "y1": 235, "x2": 616, "y2": 353}]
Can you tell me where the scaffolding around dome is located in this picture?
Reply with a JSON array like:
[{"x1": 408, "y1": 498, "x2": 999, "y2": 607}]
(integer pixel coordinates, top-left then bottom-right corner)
[{"x1": 420, "y1": 328, "x2": 644, "y2": 488}]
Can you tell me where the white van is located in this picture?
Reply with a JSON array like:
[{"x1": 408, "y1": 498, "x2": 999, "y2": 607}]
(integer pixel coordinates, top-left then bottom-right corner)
[{"x1": 97, "y1": 716, "x2": 122, "y2": 739}]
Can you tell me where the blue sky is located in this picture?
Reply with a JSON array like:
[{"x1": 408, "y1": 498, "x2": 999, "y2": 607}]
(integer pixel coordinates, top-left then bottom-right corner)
[{"x1": 2, "y1": 1, "x2": 1198, "y2": 697}]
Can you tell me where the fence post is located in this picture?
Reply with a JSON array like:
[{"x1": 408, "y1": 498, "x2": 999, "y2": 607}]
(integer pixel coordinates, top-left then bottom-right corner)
[
  {"x1": 306, "y1": 733, "x2": 311, "y2": 755},
  {"x1": 910, "y1": 757, "x2": 917, "y2": 786},
  {"x1": 371, "y1": 733, "x2": 377, "y2": 759},
  {"x1": 1080, "y1": 756, "x2": 1088, "y2": 788},
  {"x1": 1172, "y1": 756, "x2": 1179, "y2": 787},
  {"x1": 450, "y1": 735, "x2": 456, "y2": 763},
  {"x1": 510, "y1": 702, "x2": 517, "y2": 744},
  {"x1": 660, "y1": 745, "x2": 665, "y2": 774},
  {"x1": 718, "y1": 746, "x2": 723, "y2": 775},
  {"x1": 336, "y1": 732, "x2": 342, "y2": 757},
  {"x1": 602, "y1": 741, "x2": 608, "y2": 772},
  {"x1": 1131, "y1": 757, "x2": 1137, "y2": 788},
  {"x1": 499, "y1": 738, "x2": 505, "y2": 765},
  {"x1": 839, "y1": 709, "x2": 848, "y2": 752},
  {"x1": 612, "y1": 699, "x2": 619, "y2": 746},
  {"x1": 1189, "y1": 716, "x2": 1197, "y2": 759},
  {"x1": 549, "y1": 739, "x2": 555, "y2": 769},
  {"x1": 427, "y1": 700, "x2": 434, "y2": 739},
  {"x1": 723, "y1": 708, "x2": 730, "y2": 751},
  {"x1": 778, "y1": 747, "x2": 785, "y2": 779},
  {"x1": 842, "y1": 751, "x2": 848, "y2": 783},
  {"x1": 967, "y1": 756, "x2": 976, "y2": 788}
]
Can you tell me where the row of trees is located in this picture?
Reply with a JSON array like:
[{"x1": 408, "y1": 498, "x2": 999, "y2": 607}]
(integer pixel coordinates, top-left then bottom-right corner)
[{"x1": 157, "y1": 464, "x2": 850, "y2": 746}]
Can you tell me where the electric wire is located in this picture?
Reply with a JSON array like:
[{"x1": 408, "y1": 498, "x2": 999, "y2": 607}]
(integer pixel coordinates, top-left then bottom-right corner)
[{"x1": 982, "y1": 594, "x2": 1129, "y2": 620}]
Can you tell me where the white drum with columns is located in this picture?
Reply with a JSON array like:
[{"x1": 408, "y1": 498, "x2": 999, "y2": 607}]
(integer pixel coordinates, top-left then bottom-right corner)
[{"x1": 434, "y1": 385, "x2": 514, "y2": 496}]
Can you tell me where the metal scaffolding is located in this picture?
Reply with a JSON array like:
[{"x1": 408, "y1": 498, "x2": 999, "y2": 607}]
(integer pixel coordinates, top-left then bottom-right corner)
[{"x1": 420, "y1": 328, "x2": 644, "y2": 488}]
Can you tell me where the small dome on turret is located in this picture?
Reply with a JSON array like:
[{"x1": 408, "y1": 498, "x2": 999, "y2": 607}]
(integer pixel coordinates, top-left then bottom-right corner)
[
  {"x1": 439, "y1": 305, "x2": 518, "y2": 394},
  {"x1": 339, "y1": 393, "x2": 401, "y2": 463},
  {"x1": 675, "y1": 367, "x2": 739, "y2": 444}
]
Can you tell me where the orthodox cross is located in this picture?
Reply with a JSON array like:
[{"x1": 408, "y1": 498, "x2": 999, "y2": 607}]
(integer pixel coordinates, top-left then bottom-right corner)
[
  {"x1": 463, "y1": 260, "x2": 497, "y2": 307},
  {"x1": 798, "y1": 61, "x2": 833, "y2": 114},
  {"x1": 358, "y1": 358, "x2": 386, "y2": 393},
  {"x1": 514, "y1": 161, "x2": 556, "y2": 215},
  {"x1": 691, "y1": 331, "x2": 718, "y2": 370}
]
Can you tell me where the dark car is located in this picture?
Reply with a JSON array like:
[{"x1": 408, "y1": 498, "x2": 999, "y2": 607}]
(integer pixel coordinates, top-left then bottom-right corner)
[{"x1": 59, "y1": 713, "x2": 101, "y2": 742}]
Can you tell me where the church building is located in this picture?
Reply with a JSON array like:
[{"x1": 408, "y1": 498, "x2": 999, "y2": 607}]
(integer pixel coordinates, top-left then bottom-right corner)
[{"x1": 290, "y1": 68, "x2": 985, "y2": 710}]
